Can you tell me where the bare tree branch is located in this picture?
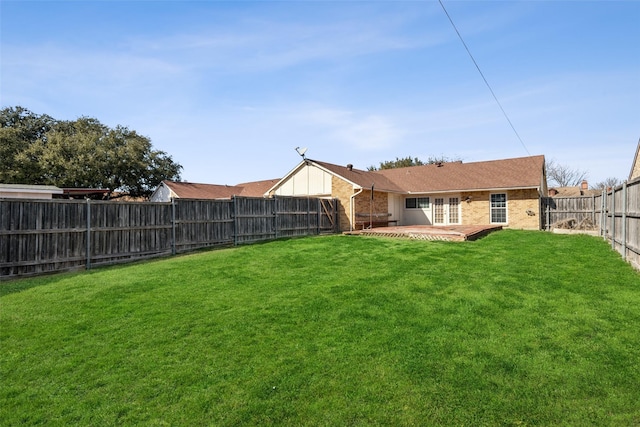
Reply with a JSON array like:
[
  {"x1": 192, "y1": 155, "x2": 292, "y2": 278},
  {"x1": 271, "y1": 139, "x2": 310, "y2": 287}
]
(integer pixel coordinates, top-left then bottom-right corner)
[{"x1": 546, "y1": 159, "x2": 588, "y2": 187}]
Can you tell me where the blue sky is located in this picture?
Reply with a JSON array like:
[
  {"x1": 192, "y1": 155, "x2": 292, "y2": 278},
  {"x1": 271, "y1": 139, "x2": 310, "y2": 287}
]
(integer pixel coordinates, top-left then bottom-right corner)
[{"x1": 2, "y1": 1, "x2": 639, "y2": 187}]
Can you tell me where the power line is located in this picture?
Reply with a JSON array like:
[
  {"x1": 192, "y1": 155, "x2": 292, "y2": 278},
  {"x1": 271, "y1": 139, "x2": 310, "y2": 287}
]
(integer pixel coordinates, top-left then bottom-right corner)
[{"x1": 438, "y1": 0, "x2": 530, "y2": 156}]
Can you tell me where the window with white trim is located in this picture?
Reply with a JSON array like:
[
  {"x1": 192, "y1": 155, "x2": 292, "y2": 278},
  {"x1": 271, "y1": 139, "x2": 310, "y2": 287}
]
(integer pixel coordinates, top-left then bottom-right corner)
[
  {"x1": 405, "y1": 197, "x2": 430, "y2": 209},
  {"x1": 490, "y1": 193, "x2": 507, "y2": 223}
]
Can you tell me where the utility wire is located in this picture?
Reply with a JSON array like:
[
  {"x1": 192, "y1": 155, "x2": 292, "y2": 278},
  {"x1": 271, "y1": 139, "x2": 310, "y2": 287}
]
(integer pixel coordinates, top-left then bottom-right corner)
[{"x1": 438, "y1": 0, "x2": 530, "y2": 156}]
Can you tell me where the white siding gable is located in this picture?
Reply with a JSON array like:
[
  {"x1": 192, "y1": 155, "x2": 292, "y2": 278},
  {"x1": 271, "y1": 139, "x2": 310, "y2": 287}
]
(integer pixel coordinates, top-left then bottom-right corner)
[
  {"x1": 273, "y1": 163, "x2": 332, "y2": 196},
  {"x1": 150, "y1": 183, "x2": 173, "y2": 202}
]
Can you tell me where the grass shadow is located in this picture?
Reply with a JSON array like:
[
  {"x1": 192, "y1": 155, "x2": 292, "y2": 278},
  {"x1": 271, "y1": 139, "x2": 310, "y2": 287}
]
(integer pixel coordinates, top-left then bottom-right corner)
[{"x1": 0, "y1": 270, "x2": 80, "y2": 297}]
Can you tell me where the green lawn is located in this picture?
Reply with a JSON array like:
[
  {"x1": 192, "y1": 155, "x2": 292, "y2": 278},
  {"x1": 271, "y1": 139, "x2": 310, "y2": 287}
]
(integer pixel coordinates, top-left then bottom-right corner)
[{"x1": 1, "y1": 230, "x2": 639, "y2": 426}]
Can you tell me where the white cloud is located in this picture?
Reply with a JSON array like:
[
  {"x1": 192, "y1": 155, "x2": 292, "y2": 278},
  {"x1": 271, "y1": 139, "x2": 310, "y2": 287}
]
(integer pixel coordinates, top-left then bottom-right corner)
[
  {"x1": 121, "y1": 9, "x2": 446, "y2": 74},
  {"x1": 294, "y1": 107, "x2": 404, "y2": 151}
]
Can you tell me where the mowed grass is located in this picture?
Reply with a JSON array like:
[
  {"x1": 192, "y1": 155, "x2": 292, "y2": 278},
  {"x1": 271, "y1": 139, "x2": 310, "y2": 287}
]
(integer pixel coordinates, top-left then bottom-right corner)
[{"x1": 1, "y1": 230, "x2": 640, "y2": 426}]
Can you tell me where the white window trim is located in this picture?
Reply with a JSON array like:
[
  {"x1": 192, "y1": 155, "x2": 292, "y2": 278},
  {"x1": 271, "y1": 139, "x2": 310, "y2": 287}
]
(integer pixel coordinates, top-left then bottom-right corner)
[{"x1": 490, "y1": 193, "x2": 508, "y2": 224}]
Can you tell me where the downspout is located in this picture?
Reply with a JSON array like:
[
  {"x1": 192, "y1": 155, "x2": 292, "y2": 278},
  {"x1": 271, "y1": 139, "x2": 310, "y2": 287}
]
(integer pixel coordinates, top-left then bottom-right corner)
[{"x1": 349, "y1": 187, "x2": 364, "y2": 232}]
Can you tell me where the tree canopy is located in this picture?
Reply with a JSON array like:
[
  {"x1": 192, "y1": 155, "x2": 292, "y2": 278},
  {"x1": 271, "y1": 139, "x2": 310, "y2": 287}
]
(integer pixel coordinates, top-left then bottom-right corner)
[
  {"x1": 368, "y1": 155, "x2": 461, "y2": 171},
  {"x1": 0, "y1": 106, "x2": 182, "y2": 198}
]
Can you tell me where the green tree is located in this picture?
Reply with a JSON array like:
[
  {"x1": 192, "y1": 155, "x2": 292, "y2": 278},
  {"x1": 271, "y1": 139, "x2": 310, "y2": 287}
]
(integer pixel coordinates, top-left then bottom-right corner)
[
  {"x1": 368, "y1": 155, "x2": 461, "y2": 171},
  {"x1": 0, "y1": 106, "x2": 55, "y2": 183},
  {"x1": 1, "y1": 106, "x2": 182, "y2": 198}
]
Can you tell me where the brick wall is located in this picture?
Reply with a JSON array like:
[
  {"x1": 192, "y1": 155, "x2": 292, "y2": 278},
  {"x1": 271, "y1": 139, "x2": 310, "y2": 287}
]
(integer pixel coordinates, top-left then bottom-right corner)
[
  {"x1": 461, "y1": 191, "x2": 490, "y2": 225},
  {"x1": 461, "y1": 189, "x2": 540, "y2": 229},
  {"x1": 330, "y1": 181, "x2": 391, "y2": 231},
  {"x1": 507, "y1": 189, "x2": 541, "y2": 229},
  {"x1": 331, "y1": 177, "x2": 355, "y2": 231},
  {"x1": 354, "y1": 190, "x2": 389, "y2": 216}
]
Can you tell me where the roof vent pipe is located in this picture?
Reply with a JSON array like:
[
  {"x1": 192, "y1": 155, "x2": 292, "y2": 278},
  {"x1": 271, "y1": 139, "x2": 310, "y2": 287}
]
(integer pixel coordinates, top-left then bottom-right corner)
[{"x1": 347, "y1": 164, "x2": 353, "y2": 171}]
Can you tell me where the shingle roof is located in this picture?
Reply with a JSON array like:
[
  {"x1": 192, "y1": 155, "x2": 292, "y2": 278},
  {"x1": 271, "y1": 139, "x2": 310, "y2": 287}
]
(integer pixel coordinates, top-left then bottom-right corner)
[
  {"x1": 312, "y1": 160, "x2": 404, "y2": 192},
  {"x1": 162, "y1": 179, "x2": 280, "y2": 199},
  {"x1": 312, "y1": 155, "x2": 545, "y2": 193},
  {"x1": 377, "y1": 155, "x2": 545, "y2": 192},
  {"x1": 237, "y1": 179, "x2": 281, "y2": 197},
  {"x1": 549, "y1": 186, "x2": 600, "y2": 197},
  {"x1": 162, "y1": 181, "x2": 243, "y2": 199}
]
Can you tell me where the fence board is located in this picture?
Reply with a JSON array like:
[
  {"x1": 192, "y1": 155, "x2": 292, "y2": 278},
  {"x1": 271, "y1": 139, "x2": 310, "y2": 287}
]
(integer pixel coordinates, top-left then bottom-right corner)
[
  {"x1": 1, "y1": 196, "x2": 339, "y2": 279},
  {"x1": 543, "y1": 178, "x2": 640, "y2": 270}
]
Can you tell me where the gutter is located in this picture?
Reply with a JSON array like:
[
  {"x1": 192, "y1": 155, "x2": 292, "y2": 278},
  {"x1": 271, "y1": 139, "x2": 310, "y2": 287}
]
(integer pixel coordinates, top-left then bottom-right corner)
[
  {"x1": 349, "y1": 187, "x2": 364, "y2": 232},
  {"x1": 404, "y1": 185, "x2": 540, "y2": 195}
]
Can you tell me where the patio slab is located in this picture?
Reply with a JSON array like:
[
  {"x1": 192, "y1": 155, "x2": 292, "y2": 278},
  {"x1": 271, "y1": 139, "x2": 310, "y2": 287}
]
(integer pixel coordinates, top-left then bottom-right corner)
[{"x1": 344, "y1": 225, "x2": 502, "y2": 241}]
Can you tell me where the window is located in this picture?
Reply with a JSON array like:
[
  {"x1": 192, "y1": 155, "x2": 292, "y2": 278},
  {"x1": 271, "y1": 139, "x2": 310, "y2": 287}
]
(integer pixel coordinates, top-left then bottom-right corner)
[
  {"x1": 405, "y1": 197, "x2": 430, "y2": 209},
  {"x1": 491, "y1": 193, "x2": 507, "y2": 223}
]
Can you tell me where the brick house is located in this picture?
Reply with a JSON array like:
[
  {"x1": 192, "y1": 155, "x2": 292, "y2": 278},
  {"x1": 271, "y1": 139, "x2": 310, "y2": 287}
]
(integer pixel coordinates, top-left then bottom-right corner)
[{"x1": 266, "y1": 155, "x2": 548, "y2": 232}]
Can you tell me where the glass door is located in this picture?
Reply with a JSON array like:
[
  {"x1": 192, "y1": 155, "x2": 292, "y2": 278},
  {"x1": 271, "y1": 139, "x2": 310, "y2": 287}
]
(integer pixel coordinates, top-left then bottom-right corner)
[{"x1": 433, "y1": 197, "x2": 460, "y2": 225}]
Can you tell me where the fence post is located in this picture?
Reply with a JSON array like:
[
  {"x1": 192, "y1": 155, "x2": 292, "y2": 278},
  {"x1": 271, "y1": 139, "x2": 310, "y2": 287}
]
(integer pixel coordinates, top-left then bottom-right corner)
[
  {"x1": 307, "y1": 197, "x2": 311, "y2": 235},
  {"x1": 545, "y1": 198, "x2": 550, "y2": 231},
  {"x1": 601, "y1": 190, "x2": 607, "y2": 239},
  {"x1": 233, "y1": 195, "x2": 238, "y2": 246},
  {"x1": 622, "y1": 181, "x2": 627, "y2": 261},
  {"x1": 86, "y1": 199, "x2": 91, "y2": 270},
  {"x1": 611, "y1": 188, "x2": 616, "y2": 250},
  {"x1": 171, "y1": 198, "x2": 177, "y2": 255},
  {"x1": 317, "y1": 198, "x2": 321, "y2": 235},
  {"x1": 273, "y1": 196, "x2": 278, "y2": 240}
]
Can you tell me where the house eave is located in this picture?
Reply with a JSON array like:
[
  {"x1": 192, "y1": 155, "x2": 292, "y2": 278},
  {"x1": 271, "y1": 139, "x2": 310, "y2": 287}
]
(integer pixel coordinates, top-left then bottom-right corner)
[
  {"x1": 0, "y1": 184, "x2": 63, "y2": 195},
  {"x1": 403, "y1": 185, "x2": 541, "y2": 195},
  {"x1": 310, "y1": 161, "x2": 362, "y2": 189},
  {"x1": 266, "y1": 159, "x2": 366, "y2": 195}
]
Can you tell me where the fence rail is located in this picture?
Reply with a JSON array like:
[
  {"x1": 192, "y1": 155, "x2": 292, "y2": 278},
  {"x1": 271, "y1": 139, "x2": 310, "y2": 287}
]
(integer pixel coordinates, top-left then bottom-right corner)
[
  {"x1": 542, "y1": 178, "x2": 640, "y2": 270},
  {"x1": 0, "y1": 196, "x2": 339, "y2": 279}
]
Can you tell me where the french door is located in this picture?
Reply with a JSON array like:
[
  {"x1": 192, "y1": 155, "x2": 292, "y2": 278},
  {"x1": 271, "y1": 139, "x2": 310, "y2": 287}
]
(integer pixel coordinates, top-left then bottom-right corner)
[{"x1": 434, "y1": 197, "x2": 460, "y2": 225}]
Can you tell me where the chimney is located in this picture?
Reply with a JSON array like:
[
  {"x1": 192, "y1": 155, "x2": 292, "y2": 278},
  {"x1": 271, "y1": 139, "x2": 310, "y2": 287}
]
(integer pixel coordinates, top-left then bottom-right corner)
[
  {"x1": 581, "y1": 180, "x2": 588, "y2": 191},
  {"x1": 347, "y1": 164, "x2": 353, "y2": 171}
]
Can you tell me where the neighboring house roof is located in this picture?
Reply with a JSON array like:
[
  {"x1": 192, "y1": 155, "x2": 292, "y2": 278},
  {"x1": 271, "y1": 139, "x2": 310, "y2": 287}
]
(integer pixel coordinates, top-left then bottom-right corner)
[
  {"x1": 57, "y1": 188, "x2": 111, "y2": 199},
  {"x1": 630, "y1": 140, "x2": 640, "y2": 181},
  {"x1": 274, "y1": 155, "x2": 546, "y2": 195},
  {"x1": 157, "y1": 179, "x2": 280, "y2": 200},
  {"x1": 236, "y1": 179, "x2": 281, "y2": 197},
  {"x1": 0, "y1": 183, "x2": 63, "y2": 193},
  {"x1": 549, "y1": 186, "x2": 600, "y2": 197},
  {"x1": 0, "y1": 184, "x2": 63, "y2": 199},
  {"x1": 159, "y1": 181, "x2": 242, "y2": 199}
]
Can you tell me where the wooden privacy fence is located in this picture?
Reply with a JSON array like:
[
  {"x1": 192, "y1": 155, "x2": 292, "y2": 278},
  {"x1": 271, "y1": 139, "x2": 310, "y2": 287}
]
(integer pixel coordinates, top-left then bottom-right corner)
[
  {"x1": 0, "y1": 196, "x2": 339, "y2": 279},
  {"x1": 602, "y1": 179, "x2": 640, "y2": 270},
  {"x1": 542, "y1": 178, "x2": 640, "y2": 270}
]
